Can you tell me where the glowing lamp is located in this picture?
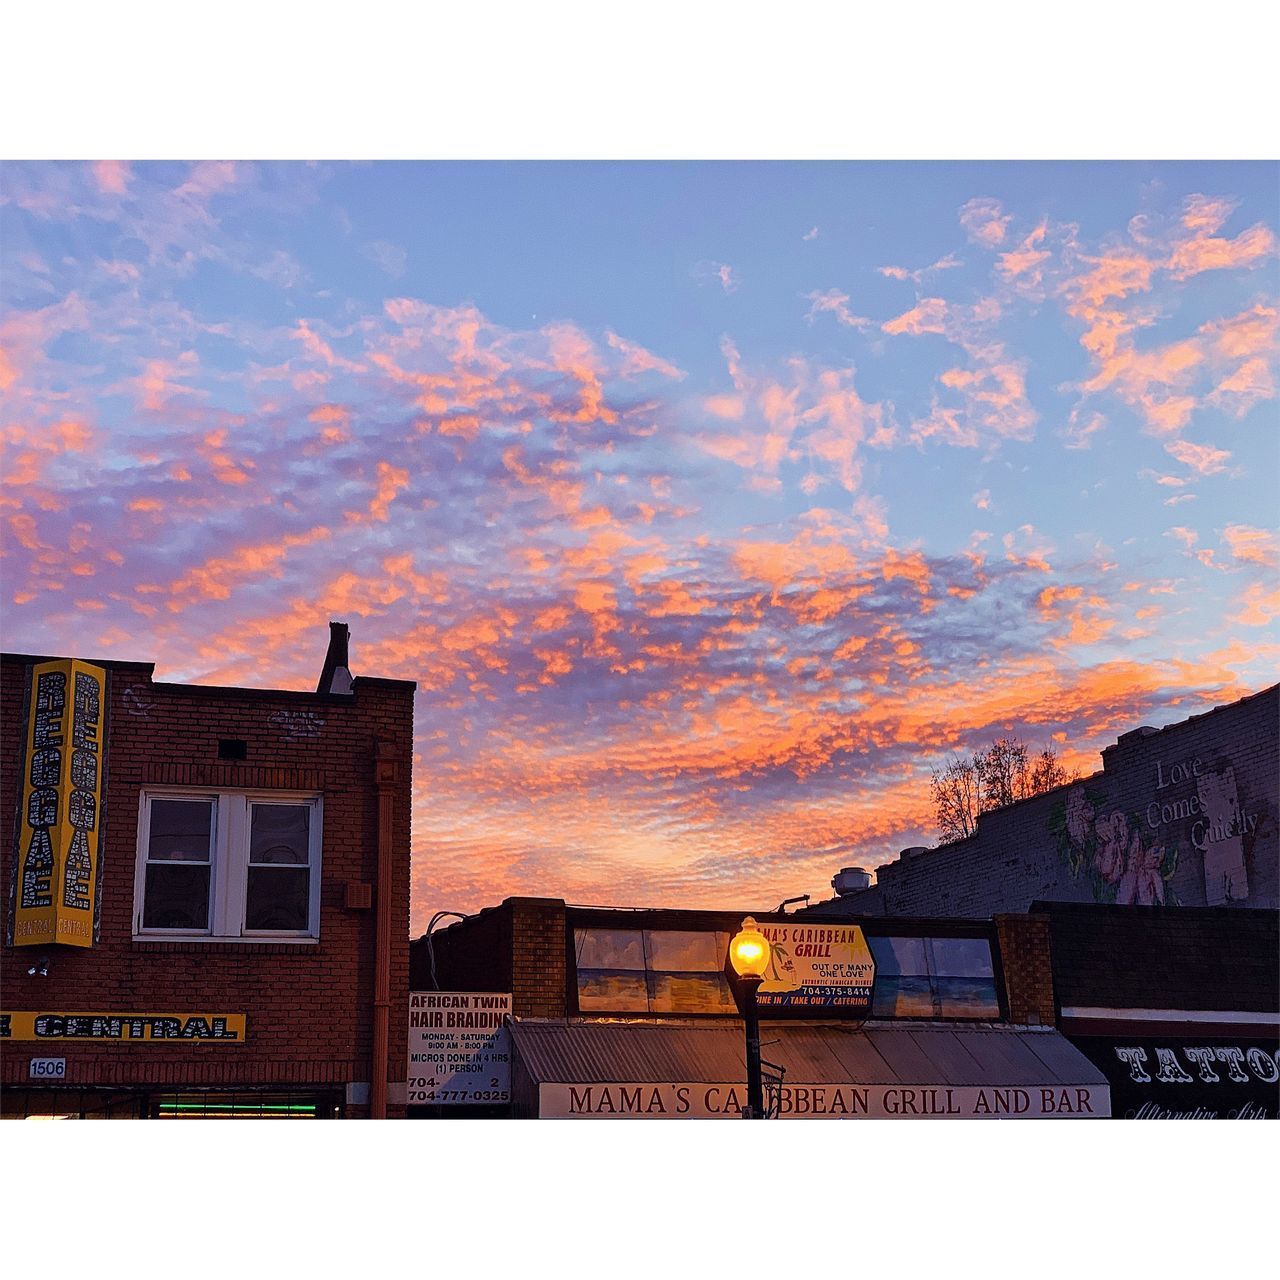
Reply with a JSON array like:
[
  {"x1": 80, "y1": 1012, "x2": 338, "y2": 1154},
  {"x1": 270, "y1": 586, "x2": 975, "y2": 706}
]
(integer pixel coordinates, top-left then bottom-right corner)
[{"x1": 729, "y1": 917, "x2": 771, "y2": 979}]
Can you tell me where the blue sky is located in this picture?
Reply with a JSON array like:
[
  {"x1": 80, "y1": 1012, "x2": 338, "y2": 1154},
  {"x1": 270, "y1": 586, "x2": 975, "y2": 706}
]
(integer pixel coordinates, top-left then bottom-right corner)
[{"x1": 2, "y1": 159, "x2": 1277, "y2": 926}]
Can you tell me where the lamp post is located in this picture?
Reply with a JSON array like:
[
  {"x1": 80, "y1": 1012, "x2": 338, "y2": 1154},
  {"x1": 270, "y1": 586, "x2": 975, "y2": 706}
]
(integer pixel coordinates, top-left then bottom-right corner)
[{"x1": 728, "y1": 916, "x2": 770, "y2": 1119}]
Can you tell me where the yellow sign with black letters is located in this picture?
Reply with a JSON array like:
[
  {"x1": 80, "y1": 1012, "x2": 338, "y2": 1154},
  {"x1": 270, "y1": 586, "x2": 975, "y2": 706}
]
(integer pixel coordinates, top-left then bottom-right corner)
[
  {"x1": 1, "y1": 1011, "x2": 247, "y2": 1042},
  {"x1": 12, "y1": 659, "x2": 107, "y2": 948}
]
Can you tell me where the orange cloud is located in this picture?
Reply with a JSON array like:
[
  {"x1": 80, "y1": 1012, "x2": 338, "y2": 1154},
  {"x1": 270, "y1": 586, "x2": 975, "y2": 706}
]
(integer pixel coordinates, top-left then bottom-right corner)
[
  {"x1": 1221, "y1": 524, "x2": 1278, "y2": 568},
  {"x1": 1167, "y1": 194, "x2": 1277, "y2": 279},
  {"x1": 997, "y1": 221, "x2": 1051, "y2": 284},
  {"x1": 544, "y1": 324, "x2": 618, "y2": 425},
  {"x1": 345, "y1": 461, "x2": 410, "y2": 524},
  {"x1": 1231, "y1": 583, "x2": 1280, "y2": 626},
  {"x1": 159, "y1": 525, "x2": 331, "y2": 608}
]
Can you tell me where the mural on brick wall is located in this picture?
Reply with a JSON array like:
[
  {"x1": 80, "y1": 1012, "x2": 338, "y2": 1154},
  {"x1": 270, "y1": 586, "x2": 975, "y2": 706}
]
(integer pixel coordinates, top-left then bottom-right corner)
[
  {"x1": 1050, "y1": 751, "x2": 1266, "y2": 908},
  {"x1": 1051, "y1": 785, "x2": 1179, "y2": 906}
]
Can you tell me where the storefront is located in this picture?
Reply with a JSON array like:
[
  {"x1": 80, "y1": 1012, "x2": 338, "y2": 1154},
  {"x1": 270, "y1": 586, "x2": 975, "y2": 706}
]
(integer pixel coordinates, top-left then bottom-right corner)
[
  {"x1": 1037, "y1": 901, "x2": 1280, "y2": 1120},
  {"x1": 514, "y1": 1021, "x2": 1107, "y2": 1119},
  {"x1": 409, "y1": 897, "x2": 1110, "y2": 1119},
  {"x1": 2, "y1": 624, "x2": 416, "y2": 1119}
]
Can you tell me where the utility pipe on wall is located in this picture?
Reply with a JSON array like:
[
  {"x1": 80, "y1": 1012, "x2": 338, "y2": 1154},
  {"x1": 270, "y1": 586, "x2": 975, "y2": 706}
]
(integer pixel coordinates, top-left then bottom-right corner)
[{"x1": 370, "y1": 740, "x2": 398, "y2": 1119}]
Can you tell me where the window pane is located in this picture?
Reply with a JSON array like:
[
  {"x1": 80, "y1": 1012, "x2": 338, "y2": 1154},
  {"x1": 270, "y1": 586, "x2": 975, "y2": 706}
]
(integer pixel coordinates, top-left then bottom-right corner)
[
  {"x1": 649, "y1": 972, "x2": 737, "y2": 1014},
  {"x1": 645, "y1": 930, "x2": 725, "y2": 973},
  {"x1": 575, "y1": 928, "x2": 645, "y2": 971},
  {"x1": 868, "y1": 935, "x2": 928, "y2": 977},
  {"x1": 871, "y1": 975, "x2": 935, "y2": 1018},
  {"x1": 577, "y1": 971, "x2": 649, "y2": 1011},
  {"x1": 148, "y1": 799, "x2": 213, "y2": 862},
  {"x1": 143, "y1": 863, "x2": 211, "y2": 930},
  {"x1": 250, "y1": 804, "x2": 310, "y2": 865},
  {"x1": 927, "y1": 937, "x2": 995, "y2": 979},
  {"x1": 245, "y1": 866, "x2": 310, "y2": 931},
  {"x1": 934, "y1": 977, "x2": 1001, "y2": 1018}
]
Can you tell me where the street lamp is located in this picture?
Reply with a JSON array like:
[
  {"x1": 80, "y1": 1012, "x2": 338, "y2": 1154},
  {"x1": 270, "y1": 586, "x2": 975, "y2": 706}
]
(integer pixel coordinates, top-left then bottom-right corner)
[{"x1": 728, "y1": 916, "x2": 770, "y2": 1119}]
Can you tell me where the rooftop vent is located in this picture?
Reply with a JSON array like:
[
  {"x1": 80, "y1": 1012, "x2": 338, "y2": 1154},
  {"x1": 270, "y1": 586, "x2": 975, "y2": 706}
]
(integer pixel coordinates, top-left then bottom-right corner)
[{"x1": 831, "y1": 867, "x2": 873, "y2": 896}]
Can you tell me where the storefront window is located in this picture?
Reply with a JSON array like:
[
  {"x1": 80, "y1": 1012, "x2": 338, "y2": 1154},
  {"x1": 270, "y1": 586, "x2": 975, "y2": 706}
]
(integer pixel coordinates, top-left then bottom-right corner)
[
  {"x1": 573, "y1": 926, "x2": 999, "y2": 1019},
  {"x1": 869, "y1": 934, "x2": 1000, "y2": 1018},
  {"x1": 575, "y1": 929, "x2": 735, "y2": 1014}
]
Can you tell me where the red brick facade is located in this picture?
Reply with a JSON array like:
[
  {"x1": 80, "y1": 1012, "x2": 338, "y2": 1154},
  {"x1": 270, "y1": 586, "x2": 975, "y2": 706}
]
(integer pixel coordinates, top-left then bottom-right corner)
[
  {"x1": 993, "y1": 913, "x2": 1056, "y2": 1026},
  {"x1": 1, "y1": 641, "x2": 414, "y2": 1118}
]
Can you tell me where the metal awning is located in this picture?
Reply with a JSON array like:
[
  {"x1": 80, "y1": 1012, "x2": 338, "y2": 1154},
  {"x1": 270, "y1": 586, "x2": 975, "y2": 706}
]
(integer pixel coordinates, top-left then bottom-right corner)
[{"x1": 511, "y1": 1020, "x2": 1110, "y2": 1118}]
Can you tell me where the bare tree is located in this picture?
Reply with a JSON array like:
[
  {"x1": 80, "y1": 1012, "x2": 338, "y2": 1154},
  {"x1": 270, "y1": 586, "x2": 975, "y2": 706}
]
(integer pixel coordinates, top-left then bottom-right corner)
[
  {"x1": 1028, "y1": 747, "x2": 1072, "y2": 795},
  {"x1": 931, "y1": 737, "x2": 1077, "y2": 844},
  {"x1": 930, "y1": 756, "x2": 981, "y2": 842},
  {"x1": 974, "y1": 737, "x2": 1029, "y2": 811}
]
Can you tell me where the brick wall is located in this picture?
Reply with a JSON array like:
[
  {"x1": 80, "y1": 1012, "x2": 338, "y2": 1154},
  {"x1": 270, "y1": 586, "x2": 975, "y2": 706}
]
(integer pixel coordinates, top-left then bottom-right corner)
[
  {"x1": 1, "y1": 653, "x2": 415, "y2": 1117},
  {"x1": 511, "y1": 898, "x2": 567, "y2": 1018},
  {"x1": 817, "y1": 685, "x2": 1279, "y2": 919},
  {"x1": 994, "y1": 913, "x2": 1056, "y2": 1026},
  {"x1": 411, "y1": 897, "x2": 567, "y2": 1019}
]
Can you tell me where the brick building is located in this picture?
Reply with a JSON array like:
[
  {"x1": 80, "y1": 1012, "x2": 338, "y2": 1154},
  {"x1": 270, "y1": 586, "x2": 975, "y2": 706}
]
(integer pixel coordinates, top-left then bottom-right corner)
[
  {"x1": 1037, "y1": 902, "x2": 1279, "y2": 1120},
  {"x1": 409, "y1": 897, "x2": 1111, "y2": 1119},
  {"x1": 1, "y1": 623, "x2": 415, "y2": 1119},
  {"x1": 804, "y1": 684, "x2": 1279, "y2": 919}
]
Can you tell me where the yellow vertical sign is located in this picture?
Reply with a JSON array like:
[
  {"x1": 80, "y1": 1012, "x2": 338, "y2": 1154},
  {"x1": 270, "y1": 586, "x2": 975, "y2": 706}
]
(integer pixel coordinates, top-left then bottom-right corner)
[{"x1": 13, "y1": 659, "x2": 106, "y2": 948}]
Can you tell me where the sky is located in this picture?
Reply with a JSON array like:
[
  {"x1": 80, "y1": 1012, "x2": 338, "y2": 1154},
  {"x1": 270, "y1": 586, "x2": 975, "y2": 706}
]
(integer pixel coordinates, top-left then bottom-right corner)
[{"x1": 1, "y1": 160, "x2": 1277, "y2": 933}]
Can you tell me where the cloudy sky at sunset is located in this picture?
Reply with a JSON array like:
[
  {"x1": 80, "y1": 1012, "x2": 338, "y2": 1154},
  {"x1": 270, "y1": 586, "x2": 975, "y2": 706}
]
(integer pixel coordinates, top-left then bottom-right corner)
[{"x1": 2, "y1": 160, "x2": 1277, "y2": 930}]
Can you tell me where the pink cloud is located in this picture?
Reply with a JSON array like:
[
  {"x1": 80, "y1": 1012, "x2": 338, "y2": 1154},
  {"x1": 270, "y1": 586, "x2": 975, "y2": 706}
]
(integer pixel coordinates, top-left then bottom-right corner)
[
  {"x1": 959, "y1": 196, "x2": 1011, "y2": 247},
  {"x1": 805, "y1": 289, "x2": 871, "y2": 329},
  {"x1": 91, "y1": 160, "x2": 131, "y2": 195},
  {"x1": 605, "y1": 330, "x2": 684, "y2": 380},
  {"x1": 997, "y1": 222, "x2": 1052, "y2": 286},
  {"x1": 1164, "y1": 437, "x2": 1230, "y2": 475},
  {"x1": 1167, "y1": 194, "x2": 1277, "y2": 279},
  {"x1": 174, "y1": 160, "x2": 241, "y2": 204}
]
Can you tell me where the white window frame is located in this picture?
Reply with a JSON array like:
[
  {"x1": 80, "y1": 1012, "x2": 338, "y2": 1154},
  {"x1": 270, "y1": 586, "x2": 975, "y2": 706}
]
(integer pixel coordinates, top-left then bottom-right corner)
[{"x1": 133, "y1": 788, "x2": 323, "y2": 943}]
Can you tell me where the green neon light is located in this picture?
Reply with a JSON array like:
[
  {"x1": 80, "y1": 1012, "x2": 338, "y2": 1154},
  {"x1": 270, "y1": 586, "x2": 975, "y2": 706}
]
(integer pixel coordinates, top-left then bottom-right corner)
[{"x1": 156, "y1": 1102, "x2": 317, "y2": 1114}]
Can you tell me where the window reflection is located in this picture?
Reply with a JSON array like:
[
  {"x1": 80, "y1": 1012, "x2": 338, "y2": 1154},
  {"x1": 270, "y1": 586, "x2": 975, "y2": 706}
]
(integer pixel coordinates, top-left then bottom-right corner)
[
  {"x1": 576, "y1": 928, "x2": 645, "y2": 970},
  {"x1": 868, "y1": 935, "x2": 999, "y2": 1019},
  {"x1": 574, "y1": 928, "x2": 735, "y2": 1013},
  {"x1": 577, "y1": 971, "x2": 650, "y2": 1012},
  {"x1": 867, "y1": 935, "x2": 927, "y2": 977},
  {"x1": 574, "y1": 927, "x2": 1000, "y2": 1019}
]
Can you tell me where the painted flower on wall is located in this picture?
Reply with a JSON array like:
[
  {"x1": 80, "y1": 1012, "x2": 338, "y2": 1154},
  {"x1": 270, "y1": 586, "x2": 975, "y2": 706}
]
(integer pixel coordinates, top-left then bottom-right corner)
[
  {"x1": 1064, "y1": 785, "x2": 1094, "y2": 846},
  {"x1": 1118, "y1": 842, "x2": 1168, "y2": 907},
  {"x1": 1093, "y1": 811, "x2": 1132, "y2": 885},
  {"x1": 1049, "y1": 787, "x2": 1180, "y2": 906}
]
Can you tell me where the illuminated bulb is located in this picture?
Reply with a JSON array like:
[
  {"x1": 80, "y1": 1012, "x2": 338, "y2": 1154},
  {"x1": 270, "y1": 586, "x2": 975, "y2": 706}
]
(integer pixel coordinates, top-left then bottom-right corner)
[{"x1": 729, "y1": 916, "x2": 771, "y2": 978}]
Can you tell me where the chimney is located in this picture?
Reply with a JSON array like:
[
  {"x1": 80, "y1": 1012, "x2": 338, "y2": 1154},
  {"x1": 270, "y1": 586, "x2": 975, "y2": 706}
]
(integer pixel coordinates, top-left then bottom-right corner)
[{"x1": 317, "y1": 621, "x2": 354, "y2": 695}]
